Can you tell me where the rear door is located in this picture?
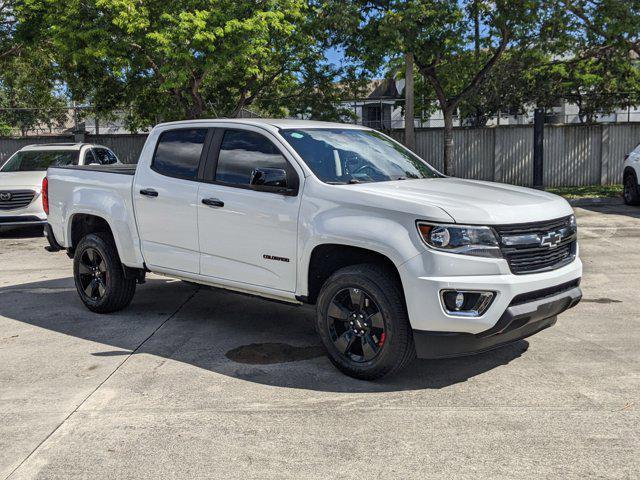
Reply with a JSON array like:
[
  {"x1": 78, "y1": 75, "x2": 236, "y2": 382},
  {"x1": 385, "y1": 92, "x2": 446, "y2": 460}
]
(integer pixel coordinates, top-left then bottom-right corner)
[
  {"x1": 197, "y1": 127, "x2": 302, "y2": 291},
  {"x1": 133, "y1": 128, "x2": 210, "y2": 273}
]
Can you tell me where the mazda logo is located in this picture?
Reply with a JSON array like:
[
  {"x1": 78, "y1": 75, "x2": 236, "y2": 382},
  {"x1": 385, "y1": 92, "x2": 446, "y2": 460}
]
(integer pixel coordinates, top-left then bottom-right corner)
[
  {"x1": 540, "y1": 231, "x2": 563, "y2": 248},
  {"x1": 0, "y1": 192, "x2": 11, "y2": 202}
]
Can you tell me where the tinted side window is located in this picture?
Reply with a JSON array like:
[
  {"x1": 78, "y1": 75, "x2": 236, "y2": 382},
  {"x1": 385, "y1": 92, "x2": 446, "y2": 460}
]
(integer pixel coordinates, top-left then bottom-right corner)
[
  {"x1": 216, "y1": 130, "x2": 288, "y2": 186},
  {"x1": 94, "y1": 148, "x2": 118, "y2": 165},
  {"x1": 152, "y1": 129, "x2": 207, "y2": 179}
]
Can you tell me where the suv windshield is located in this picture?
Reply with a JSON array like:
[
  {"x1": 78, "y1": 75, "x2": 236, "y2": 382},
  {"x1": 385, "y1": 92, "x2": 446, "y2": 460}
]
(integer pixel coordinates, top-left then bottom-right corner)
[
  {"x1": 280, "y1": 128, "x2": 440, "y2": 184},
  {"x1": 0, "y1": 150, "x2": 80, "y2": 172}
]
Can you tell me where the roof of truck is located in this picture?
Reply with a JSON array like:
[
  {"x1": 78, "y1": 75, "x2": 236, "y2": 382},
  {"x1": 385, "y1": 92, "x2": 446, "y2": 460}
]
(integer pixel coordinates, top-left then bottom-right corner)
[{"x1": 155, "y1": 118, "x2": 371, "y2": 131}]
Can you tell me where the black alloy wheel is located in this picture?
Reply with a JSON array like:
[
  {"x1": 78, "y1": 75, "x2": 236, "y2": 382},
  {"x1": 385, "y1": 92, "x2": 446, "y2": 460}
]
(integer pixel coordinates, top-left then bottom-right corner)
[
  {"x1": 316, "y1": 263, "x2": 415, "y2": 380},
  {"x1": 73, "y1": 232, "x2": 136, "y2": 313},
  {"x1": 77, "y1": 247, "x2": 108, "y2": 300},
  {"x1": 327, "y1": 287, "x2": 386, "y2": 363}
]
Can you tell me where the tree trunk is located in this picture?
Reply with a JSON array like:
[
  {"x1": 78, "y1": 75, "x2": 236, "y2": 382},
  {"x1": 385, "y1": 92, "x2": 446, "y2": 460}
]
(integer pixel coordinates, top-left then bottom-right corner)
[
  {"x1": 442, "y1": 107, "x2": 455, "y2": 176},
  {"x1": 404, "y1": 52, "x2": 415, "y2": 152}
]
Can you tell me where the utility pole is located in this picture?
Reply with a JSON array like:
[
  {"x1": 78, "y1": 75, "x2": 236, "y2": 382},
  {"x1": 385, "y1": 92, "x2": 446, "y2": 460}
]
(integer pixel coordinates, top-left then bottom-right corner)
[{"x1": 404, "y1": 52, "x2": 415, "y2": 152}]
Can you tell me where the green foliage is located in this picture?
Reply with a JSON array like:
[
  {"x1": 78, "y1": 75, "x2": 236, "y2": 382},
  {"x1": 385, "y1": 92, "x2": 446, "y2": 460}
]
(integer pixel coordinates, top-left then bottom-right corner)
[
  {"x1": 29, "y1": 0, "x2": 348, "y2": 128},
  {"x1": 0, "y1": 1, "x2": 68, "y2": 135}
]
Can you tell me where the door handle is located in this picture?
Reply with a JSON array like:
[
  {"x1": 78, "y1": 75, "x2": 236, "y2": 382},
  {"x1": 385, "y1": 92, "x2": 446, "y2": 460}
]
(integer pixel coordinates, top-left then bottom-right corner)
[
  {"x1": 140, "y1": 188, "x2": 158, "y2": 197},
  {"x1": 202, "y1": 197, "x2": 224, "y2": 208}
]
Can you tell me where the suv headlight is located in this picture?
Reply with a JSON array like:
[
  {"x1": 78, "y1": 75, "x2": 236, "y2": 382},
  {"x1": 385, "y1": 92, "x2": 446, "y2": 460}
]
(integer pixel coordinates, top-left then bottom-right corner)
[{"x1": 417, "y1": 222, "x2": 501, "y2": 258}]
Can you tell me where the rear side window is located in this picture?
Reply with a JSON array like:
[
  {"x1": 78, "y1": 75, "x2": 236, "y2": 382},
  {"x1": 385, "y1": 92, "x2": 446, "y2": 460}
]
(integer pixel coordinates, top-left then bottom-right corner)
[
  {"x1": 215, "y1": 130, "x2": 288, "y2": 186},
  {"x1": 152, "y1": 129, "x2": 207, "y2": 179},
  {"x1": 0, "y1": 150, "x2": 79, "y2": 172}
]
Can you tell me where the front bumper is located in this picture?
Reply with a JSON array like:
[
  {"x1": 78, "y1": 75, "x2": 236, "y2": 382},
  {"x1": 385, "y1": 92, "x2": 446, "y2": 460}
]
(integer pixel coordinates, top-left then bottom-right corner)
[
  {"x1": 413, "y1": 284, "x2": 582, "y2": 358},
  {"x1": 399, "y1": 249, "x2": 583, "y2": 334}
]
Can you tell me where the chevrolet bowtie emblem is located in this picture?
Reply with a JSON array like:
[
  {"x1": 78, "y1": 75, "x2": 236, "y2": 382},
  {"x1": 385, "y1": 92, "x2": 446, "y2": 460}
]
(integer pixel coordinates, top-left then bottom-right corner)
[{"x1": 540, "y1": 231, "x2": 563, "y2": 248}]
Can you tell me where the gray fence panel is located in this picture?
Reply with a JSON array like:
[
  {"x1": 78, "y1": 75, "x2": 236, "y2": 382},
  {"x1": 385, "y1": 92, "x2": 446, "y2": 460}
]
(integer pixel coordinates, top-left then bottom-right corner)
[
  {"x1": 496, "y1": 126, "x2": 533, "y2": 186},
  {"x1": 605, "y1": 123, "x2": 640, "y2": 183},
  {"x1": 3, "y1": 123, "x2": 640, "y2": 185},
  {"x1": 86, "y1": 134, "x2": 147, "y2": 164},
  {"x1": 544, "y1": 125, "x2": 602, "y2": 187},
  {"x1": 452, "y1": 128, "x2": 495, "y2": 181}
]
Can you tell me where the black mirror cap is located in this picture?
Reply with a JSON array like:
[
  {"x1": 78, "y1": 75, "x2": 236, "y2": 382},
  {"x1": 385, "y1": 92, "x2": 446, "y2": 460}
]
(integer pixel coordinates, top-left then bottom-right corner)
[
  {"x1": 250, "y1": 167, "x2": 287, "y2": 187},
  {"x1": 249, "y1": 167, "x2": 298, "y2": 195}
]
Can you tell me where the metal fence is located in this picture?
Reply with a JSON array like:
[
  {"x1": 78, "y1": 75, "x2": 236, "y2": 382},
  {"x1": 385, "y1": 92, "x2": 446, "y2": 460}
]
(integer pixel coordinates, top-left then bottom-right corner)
[
  {"x1": 1, "y1": 123, "x2": 638, "y2": 186},
  {"x1": 391, "y1": 122, "x2": 640, "y2": 186}
]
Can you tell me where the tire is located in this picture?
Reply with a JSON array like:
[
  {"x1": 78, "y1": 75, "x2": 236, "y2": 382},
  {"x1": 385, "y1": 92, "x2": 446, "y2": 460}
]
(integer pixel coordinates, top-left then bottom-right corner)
[
  {"x1": 623, "y1": 172, "x2": 640, "y2": 205},
  {"x1": 316, "y1": 263, "x2": 415, "y2": 380},
  {"x1": 73, "y1": 232, "x2": 136, "y2": 313}
]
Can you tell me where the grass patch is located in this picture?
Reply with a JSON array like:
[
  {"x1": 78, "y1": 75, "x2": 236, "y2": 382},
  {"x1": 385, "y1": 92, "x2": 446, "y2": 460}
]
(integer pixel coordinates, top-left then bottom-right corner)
[{"x1": 546, "y1": 184, "x2": 622, "y2": 199}]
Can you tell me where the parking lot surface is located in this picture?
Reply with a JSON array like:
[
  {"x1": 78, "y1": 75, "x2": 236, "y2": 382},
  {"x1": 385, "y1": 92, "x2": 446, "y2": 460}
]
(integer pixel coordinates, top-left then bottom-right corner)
[{"x1": 1, "y1": 204, "x2": 639, "y2": 479}]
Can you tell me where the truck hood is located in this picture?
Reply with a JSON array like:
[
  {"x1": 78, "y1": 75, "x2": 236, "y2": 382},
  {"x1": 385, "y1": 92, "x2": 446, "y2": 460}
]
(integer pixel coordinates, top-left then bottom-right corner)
[
  {"x1": 0, "y1": 171, "x2": 46, "y2": 189},
  {"x1": 349, "y1": 177, "x2": 573, "y2": 224}
]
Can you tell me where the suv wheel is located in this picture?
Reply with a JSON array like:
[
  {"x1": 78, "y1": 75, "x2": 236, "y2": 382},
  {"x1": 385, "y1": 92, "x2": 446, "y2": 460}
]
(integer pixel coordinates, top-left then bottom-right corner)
[
  {"x1": 316, "y1": 264, "x2": 415, "y2": 380},
  {"x1": 73, "y1": 232, "x2": 136, "y2": 313},
  {"x1": 624, "y1": 173, "x2": 640, "y2": 205}
]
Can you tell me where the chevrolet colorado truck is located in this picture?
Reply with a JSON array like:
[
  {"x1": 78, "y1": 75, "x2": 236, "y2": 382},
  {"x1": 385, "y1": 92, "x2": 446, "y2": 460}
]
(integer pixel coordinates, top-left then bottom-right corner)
[{"x1": 44, "y1": 119, "x2": 582, "y2": 379}]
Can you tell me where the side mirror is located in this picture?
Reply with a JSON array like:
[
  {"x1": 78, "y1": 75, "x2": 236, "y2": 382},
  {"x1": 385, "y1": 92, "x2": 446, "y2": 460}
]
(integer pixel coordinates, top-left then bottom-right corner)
[{"x1": 250, "y1": 167, "x2": 288, "y2": 188}]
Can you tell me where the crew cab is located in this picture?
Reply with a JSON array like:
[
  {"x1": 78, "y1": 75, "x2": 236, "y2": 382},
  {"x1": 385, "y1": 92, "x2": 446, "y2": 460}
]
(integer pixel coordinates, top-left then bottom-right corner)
[
  {"x1": 0, "y1": 143, "x2": 120, "y2": 231},
  {"x1": 44, "y1": 119, "x2": 582, "y2": 379}
]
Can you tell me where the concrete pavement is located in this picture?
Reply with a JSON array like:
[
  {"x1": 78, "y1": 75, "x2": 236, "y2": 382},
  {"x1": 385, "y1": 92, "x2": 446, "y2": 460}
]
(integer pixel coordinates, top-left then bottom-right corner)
[{"x1": 0, "y1": 205, "x2": 639, "y2": 479}]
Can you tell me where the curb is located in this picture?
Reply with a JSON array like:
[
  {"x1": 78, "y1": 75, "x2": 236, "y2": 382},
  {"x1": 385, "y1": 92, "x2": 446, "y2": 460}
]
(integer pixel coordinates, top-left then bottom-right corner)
[{"x1": 568, "y1": 197, "x2": 624, "y2": 207}]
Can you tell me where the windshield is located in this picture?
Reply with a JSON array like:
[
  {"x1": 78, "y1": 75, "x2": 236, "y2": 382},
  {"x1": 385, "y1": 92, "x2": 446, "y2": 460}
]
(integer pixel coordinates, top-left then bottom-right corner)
[
  {"x1": 0, "y1": 150, "x2": 79, "y2": 172},
  {"x1": 280, "y1": 128, "x2": 441, "y2": 184}
]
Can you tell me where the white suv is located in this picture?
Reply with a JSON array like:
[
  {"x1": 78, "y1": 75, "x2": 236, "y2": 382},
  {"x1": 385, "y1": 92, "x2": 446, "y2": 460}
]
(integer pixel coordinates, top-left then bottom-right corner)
[
  {"x1": 0, "y1": 143, "x2": 120, "y2": 230},
  {"x1": 623, "y1": 143, "x2": 640, "y2": 205}
]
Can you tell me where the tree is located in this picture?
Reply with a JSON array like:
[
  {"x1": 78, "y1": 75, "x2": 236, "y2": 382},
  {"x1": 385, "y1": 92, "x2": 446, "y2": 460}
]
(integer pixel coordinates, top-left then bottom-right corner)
[
  {"x1": 30, "y1": 0, "x2": 341, "y2": 128},
  {"x1": 321, "y1": 0, "x2": 566, "y2": 175},
  {"x1": 0, "y1": 1, "x2": 68, "y2": 136}
]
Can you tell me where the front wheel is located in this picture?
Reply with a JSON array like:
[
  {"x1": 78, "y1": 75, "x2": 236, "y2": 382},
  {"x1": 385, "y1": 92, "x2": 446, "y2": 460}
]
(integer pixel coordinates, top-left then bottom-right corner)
[
  {"x1": 73, "y1": 232, "x2": 136, "y2": 313},
  {"x1": 316, "y1": 264, "x2": 415, "y2": 380}
]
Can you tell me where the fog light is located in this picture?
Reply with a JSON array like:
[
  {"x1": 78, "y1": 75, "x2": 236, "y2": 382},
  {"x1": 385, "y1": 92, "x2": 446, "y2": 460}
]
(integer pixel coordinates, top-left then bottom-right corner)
[
  {"x1": 441, "y1": 290, "x2": 495, "y2": 317},
  {"x1": 455, "y1": 292, "x2": 465, "y2": 310}
]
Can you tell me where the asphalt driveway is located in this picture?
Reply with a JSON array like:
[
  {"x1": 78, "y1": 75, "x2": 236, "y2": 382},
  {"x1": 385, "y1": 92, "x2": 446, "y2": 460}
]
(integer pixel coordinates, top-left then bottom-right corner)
[{"x1": 0, "y1": 203, "x2": 639, "y2": 479}]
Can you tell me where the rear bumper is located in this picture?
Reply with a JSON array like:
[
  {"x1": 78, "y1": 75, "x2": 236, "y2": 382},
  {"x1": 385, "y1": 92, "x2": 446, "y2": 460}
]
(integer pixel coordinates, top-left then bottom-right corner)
[{"x1": 413, "y1": 285, "x2": 582, "y2": 359}]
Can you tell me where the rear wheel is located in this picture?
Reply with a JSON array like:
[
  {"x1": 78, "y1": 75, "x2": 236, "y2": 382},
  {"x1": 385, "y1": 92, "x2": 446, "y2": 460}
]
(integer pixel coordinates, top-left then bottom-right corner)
[
  {"x1": 624, "y1": 172, "x2": 640, "y2": 205},
  {"x1": 73, "y1": 232, "x2": 136, "y2": 313},
  {"x1": 316, "y1": 264, "x2": 415, "y2": 380}
]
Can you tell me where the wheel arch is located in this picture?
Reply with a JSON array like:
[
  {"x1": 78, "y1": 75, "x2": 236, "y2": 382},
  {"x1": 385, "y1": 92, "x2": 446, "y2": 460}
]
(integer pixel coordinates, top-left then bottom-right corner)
[{"x1": 302, "y1": 243, "x2": 404, "y2": 305}]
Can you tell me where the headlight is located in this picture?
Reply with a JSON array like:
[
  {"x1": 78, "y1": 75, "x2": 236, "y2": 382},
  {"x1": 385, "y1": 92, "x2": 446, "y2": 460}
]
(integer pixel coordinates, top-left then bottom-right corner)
[{"x1": 417, "y1": 222, "x2": 501, "y2": 258}]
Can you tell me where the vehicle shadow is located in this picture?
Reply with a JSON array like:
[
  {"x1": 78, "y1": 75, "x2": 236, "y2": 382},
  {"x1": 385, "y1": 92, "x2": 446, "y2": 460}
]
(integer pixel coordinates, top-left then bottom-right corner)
[{"x1": 0, "y1": 276, "x2": 529, "y2": 393}]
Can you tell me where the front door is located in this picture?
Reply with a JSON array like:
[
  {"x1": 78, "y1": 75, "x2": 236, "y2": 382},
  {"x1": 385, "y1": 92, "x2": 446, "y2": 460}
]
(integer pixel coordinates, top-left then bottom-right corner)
[
  {"x1": 197, "y1": 128, "x2": 302, "y2": 291},
  {"x1": 134, "y1": 128, "x2": 209, "y2": 273}
]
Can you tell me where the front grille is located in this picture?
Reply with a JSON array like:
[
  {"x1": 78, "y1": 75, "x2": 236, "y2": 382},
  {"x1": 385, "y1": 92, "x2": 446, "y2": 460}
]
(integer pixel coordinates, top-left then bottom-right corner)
[
  {"x1": 494, "y1": 216, "x2": 577, "y2": 274},
  {"x1": 0, "y1": 190, "x2": 36, "y2": 210}
]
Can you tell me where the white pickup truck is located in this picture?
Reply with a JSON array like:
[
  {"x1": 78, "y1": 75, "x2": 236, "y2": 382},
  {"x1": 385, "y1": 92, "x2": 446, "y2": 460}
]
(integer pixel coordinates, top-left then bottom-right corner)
[{"x1": 44, "y1": 119, "x2": 582, "y2": 379}]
